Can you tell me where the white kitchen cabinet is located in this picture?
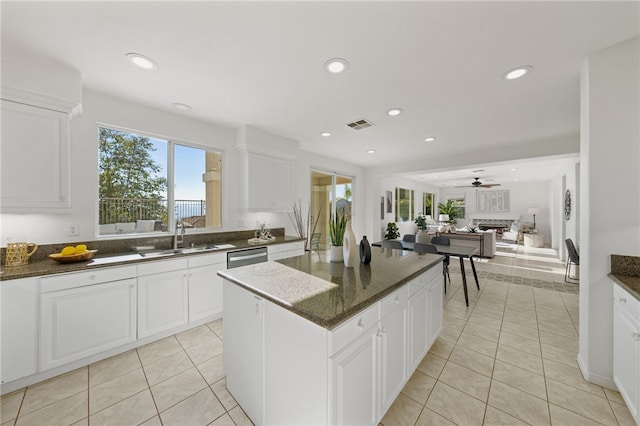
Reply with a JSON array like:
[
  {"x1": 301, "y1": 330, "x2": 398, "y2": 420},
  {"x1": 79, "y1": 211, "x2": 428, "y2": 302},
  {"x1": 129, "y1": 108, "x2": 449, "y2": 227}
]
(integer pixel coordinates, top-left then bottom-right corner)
[
  {"x1": 613, "y1": 284, "x2": 640, "y2": 424},
  {"x1": 330, "y1": 329, "x2": 378, "y2": 426},
  {"x1": 223, "y1": 281, "x2": 264, "y2": 424},
  {"x1": 408, "y1": 284, "x2": 429, "y2": 372},
  {"x1": 188, "y1": 253, "x2": 226, "y2": 322},
  {"x1": 1, "y1": 100, "x2": 71, "y2": 212},
  {"x1": 267, "y1": 240, "x2": 305, "y2": 261},
  {"x1": 426, "y1": 275, "x2": 444, "y2": 348},
  {"x1": 378, "y1": 288, "x2": 408, "y2": 417},
  {"x1": 1, "y1": 278, "x2": 39, "y2": 383},
  {"x1": 241, "y1": 150, "x2": 293, "y2": 212},
  {"x1": 39, "y1": 267, "x2": 137, "y2": 370},
  {"x1": 137, "y1": 259, "x2": 189, "y2": 339}
]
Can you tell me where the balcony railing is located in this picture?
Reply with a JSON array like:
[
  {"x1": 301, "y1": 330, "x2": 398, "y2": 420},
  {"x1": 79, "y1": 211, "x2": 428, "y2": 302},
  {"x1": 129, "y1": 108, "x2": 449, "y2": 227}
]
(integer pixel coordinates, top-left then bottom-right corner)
[{"x1": 99, "y1": 197, "x2": 206, "y2": 228}]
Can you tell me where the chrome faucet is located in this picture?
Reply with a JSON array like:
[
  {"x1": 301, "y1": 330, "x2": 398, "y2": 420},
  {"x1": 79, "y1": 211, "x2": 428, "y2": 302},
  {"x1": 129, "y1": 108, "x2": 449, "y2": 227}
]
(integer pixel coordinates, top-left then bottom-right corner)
[{"x1": 174, "y1": 220, "x2": 184, "y2": 250}]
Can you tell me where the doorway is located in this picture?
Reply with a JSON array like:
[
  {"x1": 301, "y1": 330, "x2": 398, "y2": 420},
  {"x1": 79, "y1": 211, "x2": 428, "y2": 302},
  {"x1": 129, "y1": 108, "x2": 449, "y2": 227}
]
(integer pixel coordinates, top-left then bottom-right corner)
[{"x1": 311, "y1": 170, "x2": 354, "y2": 250}]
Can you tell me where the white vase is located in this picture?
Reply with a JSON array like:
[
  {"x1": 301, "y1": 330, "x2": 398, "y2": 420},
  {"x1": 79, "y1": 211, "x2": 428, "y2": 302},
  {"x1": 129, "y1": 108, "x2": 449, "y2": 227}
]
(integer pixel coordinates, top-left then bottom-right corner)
[
  {"x1": 329, "y1": 245, "x2": 343, "y2": 262},
  {"x1": 343, "y1": 219, "x2": 358, "y2": 268},
  {"x1": 416, "y1": 230, "x2": 430, "y2": 244}
]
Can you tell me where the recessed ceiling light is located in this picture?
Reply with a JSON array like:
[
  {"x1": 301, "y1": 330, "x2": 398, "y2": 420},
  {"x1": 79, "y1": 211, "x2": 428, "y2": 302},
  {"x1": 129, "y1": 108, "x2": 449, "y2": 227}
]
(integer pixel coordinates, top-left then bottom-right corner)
[
  {"x1": 325, "y1": 58, "x2": 349, "y2": 74},
  {"x1": 387, "y1": 108, "x2": 403, "y2": 117},
  {"x1": 126, "y1": 53, "x2": 158, "y2": 70},
  {"x1": 503, "y1": 65, "x2": 533, "y2": 80},
  {"x1": 510, "y1": 168, "x2": 518, "y2": 172},
  {"x1": 321, "y1": 132, "x2": 332, "y2": 137},
  {"x1": 424, "y1": 137, "x2": 436, "y2": 142},
  {"x1": 172, "y1": 103, "x2": 192, "y2": 111},
  {"x1": 367, "y1": 149, "x2": 376, "y2": 154}
]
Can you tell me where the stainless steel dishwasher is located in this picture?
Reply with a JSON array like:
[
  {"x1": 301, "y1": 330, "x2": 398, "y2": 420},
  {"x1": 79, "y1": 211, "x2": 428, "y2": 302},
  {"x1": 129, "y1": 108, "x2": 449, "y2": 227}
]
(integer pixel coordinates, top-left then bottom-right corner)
[{"x1": 226, "y1": 246, "x2": 268, "y2": 269}]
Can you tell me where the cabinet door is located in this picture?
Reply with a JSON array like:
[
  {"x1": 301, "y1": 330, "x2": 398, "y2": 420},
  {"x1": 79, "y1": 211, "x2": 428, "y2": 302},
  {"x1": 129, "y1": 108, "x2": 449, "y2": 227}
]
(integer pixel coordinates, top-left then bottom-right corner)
[
  {"x1": 613, "y1": 302, "x2": 640, "y2": 422},
  {"x1": 427, "y1": 276, "x2": 444, "y2": 348},
  {"x1": 138, "y1": 271, "x2": 188, "y2": 338},
  {"x1": 379, "y1": 303, "x2": 407, "y2": 417},
  {"x1": 331, "y1": 330, "x2": 378, "y2": 426},
  {"x1": 2, "y1": 278, "x2": 39, "y2": 383},
  {"x1": 247, "y1": 152, "x2": 273, "y2": 211},
  {"x1": 1, "y1": 100, "x2": 70, "y2": 211},
  {"x1": 272, "y1": 157, "x2": 292, "y2": 210},
  {"x1": 408, "y1": 285, "x2": 429, "y2": 372},
  {"x1": 188, "y1": 262, "x2": 224, "y2": 322},
  {"x1": 223, "y1": 281, "x2": 264, "y2": 425},
  {"x1": 40, "y1": 279, "x2": 137, "y2": 370}
]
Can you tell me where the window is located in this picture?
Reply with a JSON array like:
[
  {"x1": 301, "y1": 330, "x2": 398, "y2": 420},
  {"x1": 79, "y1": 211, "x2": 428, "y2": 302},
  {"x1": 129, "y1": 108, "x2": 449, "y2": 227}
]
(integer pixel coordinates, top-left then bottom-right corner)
[
  {"x1": 98, "y1": 127, "x2": 222, "y2": 236},
  {"x1": 422, "y1": 192, "x2": 435, "y2": 218},
  {"x1": 395, "y1": 187, "x2": 414, "y2": 222},
  {"x1": 449, "y1": 196, "x2": 466, "y2": 219}
]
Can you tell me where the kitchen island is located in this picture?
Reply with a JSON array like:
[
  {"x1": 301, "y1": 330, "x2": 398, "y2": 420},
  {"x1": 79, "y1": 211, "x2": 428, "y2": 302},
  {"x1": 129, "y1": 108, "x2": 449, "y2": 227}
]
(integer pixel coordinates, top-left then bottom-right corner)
[{"x1": 218, "y1": 247, "x2": 443, "y2": 426}]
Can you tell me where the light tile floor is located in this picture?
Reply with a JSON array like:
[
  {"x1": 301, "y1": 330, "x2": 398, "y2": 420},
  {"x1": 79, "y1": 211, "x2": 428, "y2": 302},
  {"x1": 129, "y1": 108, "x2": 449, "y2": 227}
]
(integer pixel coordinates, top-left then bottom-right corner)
[{"x1": 0, "y1": 243, "x2": 635, "y2": 426}]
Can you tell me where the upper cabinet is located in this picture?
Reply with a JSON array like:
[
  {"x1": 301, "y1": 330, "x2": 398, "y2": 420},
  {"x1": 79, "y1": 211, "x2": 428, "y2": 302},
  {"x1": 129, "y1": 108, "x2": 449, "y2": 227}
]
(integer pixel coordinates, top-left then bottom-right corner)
[
  {"x1": 236, "y1": 125, "x2": 297, "y2": 212},
  {"x1": 1, "y1": 100, "x2": 71, "y2": 212},
  {"x1": 1, "y1": 47, "x2": 82, "y2": 213}
]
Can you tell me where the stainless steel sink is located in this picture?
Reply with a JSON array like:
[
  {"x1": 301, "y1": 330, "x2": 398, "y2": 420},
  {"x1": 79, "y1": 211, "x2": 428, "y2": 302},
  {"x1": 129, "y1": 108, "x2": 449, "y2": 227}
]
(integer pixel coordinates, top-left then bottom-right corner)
[{"x1": 89, "y1": 243, "x2": 237, "y2": 266}]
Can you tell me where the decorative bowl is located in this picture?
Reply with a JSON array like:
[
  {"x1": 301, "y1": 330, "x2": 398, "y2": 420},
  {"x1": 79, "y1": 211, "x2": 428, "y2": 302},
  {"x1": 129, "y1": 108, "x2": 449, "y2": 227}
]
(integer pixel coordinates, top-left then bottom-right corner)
[{"x1": 49, "y1": 250, "x2": 98, "y2": 264}]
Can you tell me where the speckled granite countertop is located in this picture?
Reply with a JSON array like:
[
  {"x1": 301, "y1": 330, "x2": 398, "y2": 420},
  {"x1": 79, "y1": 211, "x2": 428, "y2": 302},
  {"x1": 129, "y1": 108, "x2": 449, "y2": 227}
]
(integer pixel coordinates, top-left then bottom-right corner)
[
  {"x1": 609, "y1": 254, "x2": 640, "y2": 301},
  {"x1": 218, "y1": 247, "x2": 443, "y2": 329},
  {"x1": 1, "y1": 236, "x2": 304, "y2": 281}
]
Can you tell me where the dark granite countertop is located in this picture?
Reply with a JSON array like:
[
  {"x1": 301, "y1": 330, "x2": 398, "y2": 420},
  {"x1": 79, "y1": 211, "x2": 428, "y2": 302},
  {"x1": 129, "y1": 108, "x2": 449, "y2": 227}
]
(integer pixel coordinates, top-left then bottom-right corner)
[
  {"x1": 1, "y1": 236, "x2": 304, "y2": 281},
  {"x1": 218, "y1": 247, "x2": 443, "y2": 329},
  {"x1": 609, "y1": 254, "x2": 640, "y2": 302}
]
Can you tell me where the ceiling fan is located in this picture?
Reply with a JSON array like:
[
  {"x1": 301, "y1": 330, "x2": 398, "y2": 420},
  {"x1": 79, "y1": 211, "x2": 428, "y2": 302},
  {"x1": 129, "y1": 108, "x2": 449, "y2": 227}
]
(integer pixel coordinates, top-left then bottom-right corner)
[{"x1": 456, "y1": 177, "x2": 501, "y2": 188}]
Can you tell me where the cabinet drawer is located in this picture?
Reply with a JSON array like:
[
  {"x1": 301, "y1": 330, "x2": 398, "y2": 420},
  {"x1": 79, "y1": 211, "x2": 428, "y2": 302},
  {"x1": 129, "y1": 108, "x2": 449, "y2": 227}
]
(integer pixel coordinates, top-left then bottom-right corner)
[
  {"x1": 188, "y1": 252, "x2": 226, "y2": 268},
  {"x1": 40, "y1": 266, "x2": 137, "y2": 293},
  {"x1": 380, "y1": 285, "x2": 409, "y2": 319},
  {"x1": 329, "y1": 304, "x2": 378, "y2": 356},
  {"x1": 268, "y1": 244, "x2": 289, "y2": 254},
  {"x1": 137, "y1": 258, "x2": 188, "y2": 276},
  {"x1": 614, "y1": 284, "x2": 640, "y2": 322}
]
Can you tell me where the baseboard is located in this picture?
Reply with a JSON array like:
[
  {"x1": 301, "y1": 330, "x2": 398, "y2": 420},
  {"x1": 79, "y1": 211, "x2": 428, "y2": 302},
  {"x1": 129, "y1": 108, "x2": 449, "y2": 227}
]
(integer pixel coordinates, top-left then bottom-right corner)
[{"x1": 577, "y1": 353, "x2": 617, "y2": 390}]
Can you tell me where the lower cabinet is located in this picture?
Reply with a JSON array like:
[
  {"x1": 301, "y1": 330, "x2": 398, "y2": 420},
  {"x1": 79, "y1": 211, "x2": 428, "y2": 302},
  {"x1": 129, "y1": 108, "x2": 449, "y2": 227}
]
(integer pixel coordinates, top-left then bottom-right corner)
[
  {"x1": 223, "y1": 281, "x2": 264, "y2": 424},
  {"x1": 188, "y1": 253, "x2": 226, "y2": 322},
  {"x1": 379, "y1": 293, "x2": 408, "y2": 417},
  {"x1": 2, "y1": 278, "x2": 39, "y2": 383},
  {"x1": 40, "y1": 269, "x2": 137, "y2": 370},
  {"x1": 613, "y1": 284, "x2": 640, "y2": 424},
  {"x1": 331, "y1": 330, "x2": 378, "y2": 426},
  {"x1": 137, "y1": 259, "x2": 189, "y2": 339}
]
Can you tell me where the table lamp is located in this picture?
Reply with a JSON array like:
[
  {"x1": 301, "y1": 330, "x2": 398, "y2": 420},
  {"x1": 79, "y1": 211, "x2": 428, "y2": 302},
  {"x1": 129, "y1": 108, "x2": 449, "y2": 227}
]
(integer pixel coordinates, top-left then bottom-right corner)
[{"x1": 528, "y1": 207, "x2": 540, "y2": 228}]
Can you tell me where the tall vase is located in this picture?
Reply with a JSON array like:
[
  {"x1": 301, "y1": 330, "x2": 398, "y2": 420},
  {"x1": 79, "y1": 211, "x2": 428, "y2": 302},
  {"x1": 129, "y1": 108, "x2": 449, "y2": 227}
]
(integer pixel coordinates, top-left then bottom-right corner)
[
  {"x1": 359, "y1": 236, "x2": 371, "y2": 264},
  {"x1": 343, "y1": 219, "x2": 358, "y2": 268},
  {"x1": 416, "y1": 230, "x2": 430, "y2": 244}
]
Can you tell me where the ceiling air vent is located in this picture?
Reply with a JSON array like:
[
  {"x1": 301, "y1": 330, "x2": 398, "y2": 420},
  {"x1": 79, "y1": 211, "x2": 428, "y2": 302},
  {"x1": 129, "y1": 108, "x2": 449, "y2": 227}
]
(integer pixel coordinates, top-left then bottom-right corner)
[{"x1": 345, "y1": 118, "x2": 374, "y2": 131}]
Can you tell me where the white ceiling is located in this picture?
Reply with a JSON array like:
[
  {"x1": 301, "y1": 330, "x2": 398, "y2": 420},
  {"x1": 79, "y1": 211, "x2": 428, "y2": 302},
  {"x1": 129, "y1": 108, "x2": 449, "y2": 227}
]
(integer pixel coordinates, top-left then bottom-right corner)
[{"x1": 2, "y1": 1, "x2": 638, "y2": 182}]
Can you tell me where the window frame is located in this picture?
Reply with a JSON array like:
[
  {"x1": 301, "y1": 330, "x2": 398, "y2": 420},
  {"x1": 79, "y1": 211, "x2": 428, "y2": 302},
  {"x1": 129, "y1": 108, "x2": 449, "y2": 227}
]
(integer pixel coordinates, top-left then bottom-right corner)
[
  {"x1": 96, "y1": 123, "x2": 226, "y2": 238},
  {"x1": 395, "y1": 187, "x2": 415, "y2": 222}
]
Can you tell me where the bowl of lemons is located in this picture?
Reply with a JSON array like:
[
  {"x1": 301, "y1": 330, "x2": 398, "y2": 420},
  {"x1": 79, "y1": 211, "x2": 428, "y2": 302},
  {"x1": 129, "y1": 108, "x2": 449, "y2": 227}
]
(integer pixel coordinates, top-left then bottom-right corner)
[{"x1": 49, "y1": 244, "x2": 97, "y2": 263}]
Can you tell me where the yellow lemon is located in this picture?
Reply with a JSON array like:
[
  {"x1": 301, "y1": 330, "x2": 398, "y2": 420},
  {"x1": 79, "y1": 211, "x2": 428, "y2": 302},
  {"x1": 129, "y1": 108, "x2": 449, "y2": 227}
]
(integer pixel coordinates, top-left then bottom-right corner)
[
  {"x1": 74, "y1": 244, "x2": 88, "y2": 254},
  {"x1": 60, "y1": 246, "x2": 76, "y2": 256}
]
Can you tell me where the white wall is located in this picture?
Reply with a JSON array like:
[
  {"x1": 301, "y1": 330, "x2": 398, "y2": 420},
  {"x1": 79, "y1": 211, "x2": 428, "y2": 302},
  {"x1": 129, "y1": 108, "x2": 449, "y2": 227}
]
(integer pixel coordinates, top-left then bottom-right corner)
[
  {"x1": 550, "y1": 158, "x2": 580, "y2": 258},
  {"x1": 439, "y1": 182, "x2": 552, "y2": 244},
  {"x1": 578, "y1": 36, "x2": 640, "y2": 387},
  {"x1": 0, "y1": 88, "x2": 368, "y2": 246}
]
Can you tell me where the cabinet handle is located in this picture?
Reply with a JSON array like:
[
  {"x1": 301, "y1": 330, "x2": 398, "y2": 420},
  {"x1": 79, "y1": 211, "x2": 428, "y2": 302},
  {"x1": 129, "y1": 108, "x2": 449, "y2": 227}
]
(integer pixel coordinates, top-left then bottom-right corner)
[
  {"x1": 357, "y1": 319, "x2": 365, "y2": 331},
  {"x1": 376, "y1": 329, "x2": 383, "y2": 338},
  {"x1": 89, "y1": 275, "x2": 96, "y2": 280},
  {"x1": 394, "y1": 296, "x2": 400, "y2": 304},
  {"x1": 619, "y1": 297, "x2": 627, "y2": 303},
  {"x1": 633, "y1": 332, "x2": 640, "y2": 340},
  {"x1": 381, "y1": 327, "x2": 387, "y2": 335}
]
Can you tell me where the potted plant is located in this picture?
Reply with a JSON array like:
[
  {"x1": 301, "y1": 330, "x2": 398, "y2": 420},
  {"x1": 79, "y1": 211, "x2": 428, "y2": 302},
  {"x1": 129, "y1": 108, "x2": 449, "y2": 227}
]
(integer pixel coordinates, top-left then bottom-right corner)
[
  {"x1": 384, "y1": 222, "x2": 400, "y2": 240},
  {"x1": 329, "y1": 212, "x2": 347, "y2": 262},
  {"x1": 414, "y1": 214, "x2": 430, "y2": 244}
]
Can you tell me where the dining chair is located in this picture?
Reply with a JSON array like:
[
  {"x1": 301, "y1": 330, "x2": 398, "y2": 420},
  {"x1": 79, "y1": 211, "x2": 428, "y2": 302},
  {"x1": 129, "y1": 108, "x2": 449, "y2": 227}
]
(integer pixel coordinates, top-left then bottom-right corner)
[
  {"x1": 382, "y1": 240, "x2": 404, "y2": 250},
  {"x1": 565, "y1": 238, "x2": 580, "y2": 283},
  {"x1": 310, "y1": 233, "x2": 321, "y2": 253},
  {"x1": 413, "y1": 242, "x2": 438, "y2": 254},
  {"x1": 430, "y1": 236, "x2": 451, "y2": 292}
]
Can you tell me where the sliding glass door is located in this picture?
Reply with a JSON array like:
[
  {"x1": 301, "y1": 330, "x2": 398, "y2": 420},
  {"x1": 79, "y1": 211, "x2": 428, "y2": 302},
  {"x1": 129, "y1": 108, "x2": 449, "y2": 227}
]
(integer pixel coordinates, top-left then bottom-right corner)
[{"x1": 311, "y1": 170, "x2": 353, "y2": 250}]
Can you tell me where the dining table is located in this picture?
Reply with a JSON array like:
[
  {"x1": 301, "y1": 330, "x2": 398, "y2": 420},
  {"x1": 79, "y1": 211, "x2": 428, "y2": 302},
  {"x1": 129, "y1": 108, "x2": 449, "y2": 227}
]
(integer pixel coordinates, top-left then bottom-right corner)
[{"x1": 373, "y1": 239, "x2": 480, "y2": 305}]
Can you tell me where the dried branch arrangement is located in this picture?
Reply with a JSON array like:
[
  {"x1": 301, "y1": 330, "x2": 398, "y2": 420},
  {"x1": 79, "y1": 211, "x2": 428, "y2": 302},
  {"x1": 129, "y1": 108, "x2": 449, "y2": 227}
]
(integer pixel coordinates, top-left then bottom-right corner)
[{"x1": 288, "y1": 201, "x2": 322, "y2": 251}]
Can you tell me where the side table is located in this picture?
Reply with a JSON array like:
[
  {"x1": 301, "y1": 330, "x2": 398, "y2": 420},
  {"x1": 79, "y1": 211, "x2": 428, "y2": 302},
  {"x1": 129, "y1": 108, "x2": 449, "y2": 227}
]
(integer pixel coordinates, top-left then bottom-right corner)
[{"x1": 524, "y1": 233, "x2": 544, "y2": 248}]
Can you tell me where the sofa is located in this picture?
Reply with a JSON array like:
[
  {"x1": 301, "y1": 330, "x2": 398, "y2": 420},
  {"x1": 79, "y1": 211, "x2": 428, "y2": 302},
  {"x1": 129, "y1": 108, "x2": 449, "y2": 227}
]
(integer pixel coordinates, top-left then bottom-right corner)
[
  {"x1": 502, "y1": 221, "x2": 533, "y2": 244},
  {"x1": 439, "y1": 230, "x2": 496, "y2": 258}
]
